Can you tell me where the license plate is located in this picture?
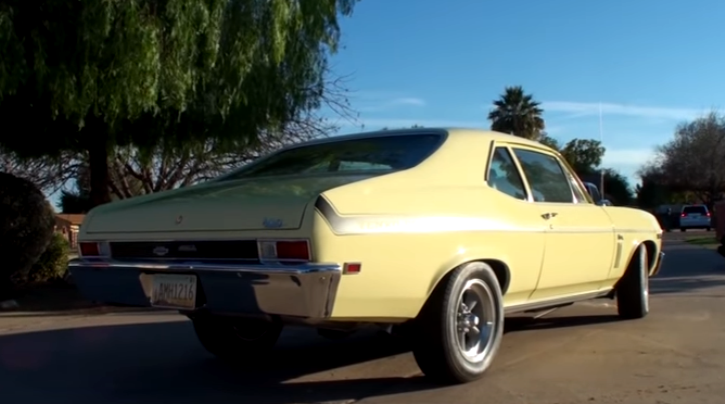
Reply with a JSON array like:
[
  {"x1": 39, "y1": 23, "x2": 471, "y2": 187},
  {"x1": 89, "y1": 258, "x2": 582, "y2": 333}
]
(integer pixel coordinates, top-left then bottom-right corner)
[{"x1": 150, "y1": 274, "x2": 198, "y2": 309}]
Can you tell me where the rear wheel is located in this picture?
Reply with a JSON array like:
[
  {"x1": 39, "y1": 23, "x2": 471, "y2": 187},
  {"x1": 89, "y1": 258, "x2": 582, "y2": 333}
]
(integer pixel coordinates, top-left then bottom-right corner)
[
  {"x1": 680, "y1": 228, "x2": 686, "y2": 232},
  {"x1": 707, "y1": 227, "x2": 712, "y2": 231},
  {"x1": 192, "y1": 316, "x2": 283, "y2": 362},
  {"x1": 616, "y1": 246, "x2": 649, "y2": 319},
  {"x1": 412, "y1": 262, "x2": 504, "y2": 384}
]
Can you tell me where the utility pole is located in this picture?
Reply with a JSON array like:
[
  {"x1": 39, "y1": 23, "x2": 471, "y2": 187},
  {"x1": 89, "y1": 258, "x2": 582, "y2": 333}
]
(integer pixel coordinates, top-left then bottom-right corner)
[{"x1": 599, "y1": 102, "x2": 605, "y2": 196}]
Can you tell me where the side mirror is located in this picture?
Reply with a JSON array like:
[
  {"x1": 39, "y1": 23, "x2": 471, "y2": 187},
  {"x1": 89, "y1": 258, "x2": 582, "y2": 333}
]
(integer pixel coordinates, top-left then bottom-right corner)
[{"x1": 596, "y1": 199, "x2": 613, "y2": 206}]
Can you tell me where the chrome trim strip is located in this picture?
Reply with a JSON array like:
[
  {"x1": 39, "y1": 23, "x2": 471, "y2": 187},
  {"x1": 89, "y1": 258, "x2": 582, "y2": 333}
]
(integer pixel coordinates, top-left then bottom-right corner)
[
  {"x1": 613, "y1": 234, "x2": 624, "y2": 268},
  {"x1": 69, "y1": 259, "x2": 340, "y2": 275},
  {"x1": 505, "y1": 289, "x2": 613, "y2": 314}
]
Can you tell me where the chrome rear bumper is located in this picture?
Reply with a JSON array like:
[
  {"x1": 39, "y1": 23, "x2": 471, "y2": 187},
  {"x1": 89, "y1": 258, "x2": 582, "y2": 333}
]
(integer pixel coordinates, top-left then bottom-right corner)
[{"x1": 68, "y1": 259, "x2": 341, "y2": 319}]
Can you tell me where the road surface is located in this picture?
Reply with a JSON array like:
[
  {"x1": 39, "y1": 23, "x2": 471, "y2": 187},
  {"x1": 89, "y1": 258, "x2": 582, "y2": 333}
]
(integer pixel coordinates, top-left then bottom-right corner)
[{"x1": 1, "y1": 237, "x2": 725, "y2": 404}]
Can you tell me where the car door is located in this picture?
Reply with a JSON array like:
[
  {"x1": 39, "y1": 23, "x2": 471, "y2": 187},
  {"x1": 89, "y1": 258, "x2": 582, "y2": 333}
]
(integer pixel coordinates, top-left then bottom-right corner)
[
  {"x1": 485, "y1": 145, "x2": 547, "y2": 305},
  {"x1": 510, "y1": 146, "x2": 616, "y2": 301}
]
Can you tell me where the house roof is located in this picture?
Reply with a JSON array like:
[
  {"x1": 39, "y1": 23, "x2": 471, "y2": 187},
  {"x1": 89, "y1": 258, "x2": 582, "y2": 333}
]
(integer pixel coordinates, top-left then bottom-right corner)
[{"x1": 56, "y1": 214, "x2": 86, "y2": 226}]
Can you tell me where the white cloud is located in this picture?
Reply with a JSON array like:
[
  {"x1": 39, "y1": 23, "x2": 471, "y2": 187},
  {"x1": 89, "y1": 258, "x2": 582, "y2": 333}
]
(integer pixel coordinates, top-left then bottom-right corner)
[
  {"x1": 350, "y1": 90, "x2": 426, "y2": 112},
  {"x1": 542, "y1": 101, "x2": 709, "y2": 121},
  {"x1": 388, "y1": 97, "x2": 426, "y2": 106}
]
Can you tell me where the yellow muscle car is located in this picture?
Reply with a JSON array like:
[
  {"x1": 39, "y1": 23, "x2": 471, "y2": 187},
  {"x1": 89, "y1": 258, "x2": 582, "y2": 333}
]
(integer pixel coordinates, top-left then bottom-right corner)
[{"x1": 69, "y1": 128, "x2": 664, "y2": 384}]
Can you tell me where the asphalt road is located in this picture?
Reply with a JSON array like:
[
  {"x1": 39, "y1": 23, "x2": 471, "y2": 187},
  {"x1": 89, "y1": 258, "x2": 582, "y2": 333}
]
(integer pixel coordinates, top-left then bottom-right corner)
[{"x1": 2, "y1": 236, "x2": 725, "y2": 404}]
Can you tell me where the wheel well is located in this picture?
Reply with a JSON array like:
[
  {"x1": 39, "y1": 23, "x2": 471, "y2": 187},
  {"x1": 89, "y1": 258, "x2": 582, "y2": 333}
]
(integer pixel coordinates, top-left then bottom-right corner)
[
  {"x1": 416, "y1": 259, "x2": 511, "y2": 320},
  {"x1": 433, "y1": 259, "x2": 511, "y2": 296},
  {"x1": 482, "y1": 259, "x2": 511, "y2": 295},
  {"x1": 642, "y1": 240, "x2": 658, "y2": 273}
]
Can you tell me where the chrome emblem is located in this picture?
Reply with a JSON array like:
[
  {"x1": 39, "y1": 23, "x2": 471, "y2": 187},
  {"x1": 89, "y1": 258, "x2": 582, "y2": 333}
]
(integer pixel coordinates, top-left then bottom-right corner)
[
  {"x1": 175, "y1": 215, "x2": 183, "y2": 224},
  {"x1": 263, "y1": 217, "x2": 284, "y2": 229},
  {"x1": 153, "y1": 246, "x2": 169, "y2": 256}
]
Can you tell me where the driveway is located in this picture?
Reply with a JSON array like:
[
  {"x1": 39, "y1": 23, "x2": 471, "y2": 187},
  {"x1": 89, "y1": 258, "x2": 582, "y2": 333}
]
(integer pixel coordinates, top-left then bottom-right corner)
[{"x1": 1, "y1": 237, "x2": 725, "y2": 404}]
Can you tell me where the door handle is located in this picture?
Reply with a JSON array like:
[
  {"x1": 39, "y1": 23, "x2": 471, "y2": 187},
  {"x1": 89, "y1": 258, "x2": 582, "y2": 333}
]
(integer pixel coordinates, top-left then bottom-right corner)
[{"x1": 541, "y1": 212, "x2": 558, "y2": 220}]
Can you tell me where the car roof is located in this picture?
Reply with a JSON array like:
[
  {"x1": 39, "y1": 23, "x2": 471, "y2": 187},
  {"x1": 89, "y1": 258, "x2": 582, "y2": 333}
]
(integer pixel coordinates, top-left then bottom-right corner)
[{"x1": 294, "y1": 127, "x2": 548, "y2": 149}]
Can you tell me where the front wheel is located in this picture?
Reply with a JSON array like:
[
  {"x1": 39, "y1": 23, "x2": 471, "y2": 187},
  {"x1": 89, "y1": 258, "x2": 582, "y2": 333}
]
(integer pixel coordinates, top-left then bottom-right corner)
[
  {"x1": 192, "y1": 316, "x2": 283, "y2": 362},
  {"x1": 616, "y1": 246, "x2": 649, "y2": 319},
  {"x1": 412, "y1": 262, "x2": 504, "y2": 384}
]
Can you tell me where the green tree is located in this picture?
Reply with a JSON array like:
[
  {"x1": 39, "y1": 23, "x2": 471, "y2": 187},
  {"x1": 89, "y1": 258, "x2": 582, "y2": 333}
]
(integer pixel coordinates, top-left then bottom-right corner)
[
  {"x1": 602, "y1": 168, "x2": 633, "y2": 206},
  {"x1": 538, "y1": 132, "x2": 561, "y2": 150},
  {"x1": 648, "y1": 112, "x2": 725, "y2": 205},
  {"x1": 560, "y1": 138, "x2": 606, "y2": 174},
  {"x1": 487, "y1": 86, "x2": 545, "y2": 140},
  {"x1": 0, "y1": 0, "x2": 358, "y2": 208}
]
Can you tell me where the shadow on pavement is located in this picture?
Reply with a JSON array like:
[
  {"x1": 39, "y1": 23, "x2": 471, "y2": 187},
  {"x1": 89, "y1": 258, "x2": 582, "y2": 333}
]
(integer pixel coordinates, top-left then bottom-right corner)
[
  {"x1": 0, "y1": 313, "x2": 622, "y2": 404},
  {"x1": 504, "y1": 314, "x2": 621, "y2": 334},
  {"x1": 1, "y1": 284, "x2": 152, "y2": 317}
]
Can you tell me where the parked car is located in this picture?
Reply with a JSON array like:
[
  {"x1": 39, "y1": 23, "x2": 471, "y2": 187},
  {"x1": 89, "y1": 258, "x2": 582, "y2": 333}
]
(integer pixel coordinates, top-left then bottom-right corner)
[
  {"x1": 69, "y1": 128, "x2": 665, "y2": 385},
  {"x1": 679, "y1": 204, "x2": 712, "y2": 231}
]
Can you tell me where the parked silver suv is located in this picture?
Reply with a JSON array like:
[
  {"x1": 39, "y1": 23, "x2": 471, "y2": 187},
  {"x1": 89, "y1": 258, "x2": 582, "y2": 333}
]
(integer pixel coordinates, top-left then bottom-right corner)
[{"x1": 679, "y1": 204, "x2": 712, "y2": 232}]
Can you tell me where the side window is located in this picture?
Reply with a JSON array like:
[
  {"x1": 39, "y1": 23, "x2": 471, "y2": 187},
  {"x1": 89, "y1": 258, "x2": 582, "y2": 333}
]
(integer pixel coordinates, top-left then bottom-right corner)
[
  {"x1": 487, "y1": 147, "x2": 528, "y2": 200},
  {"x1": 512, "y1": 149, "x2": 574, "y2": 203}
]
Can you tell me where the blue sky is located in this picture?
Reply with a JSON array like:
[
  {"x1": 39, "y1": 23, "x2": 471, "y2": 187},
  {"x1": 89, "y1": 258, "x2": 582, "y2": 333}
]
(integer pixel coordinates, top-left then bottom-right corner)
[{"x1": 323, "y1": 0, "x2": 725, "y2": 184}]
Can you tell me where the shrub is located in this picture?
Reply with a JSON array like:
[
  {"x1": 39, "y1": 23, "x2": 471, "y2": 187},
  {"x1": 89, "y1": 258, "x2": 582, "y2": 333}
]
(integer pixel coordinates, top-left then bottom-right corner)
[
  {"x1": 25, "y1": 233, "x2": 70, "y2": 283},
  {"x1": 0, "y1": 172, "x2": 55, "y2": 297}
]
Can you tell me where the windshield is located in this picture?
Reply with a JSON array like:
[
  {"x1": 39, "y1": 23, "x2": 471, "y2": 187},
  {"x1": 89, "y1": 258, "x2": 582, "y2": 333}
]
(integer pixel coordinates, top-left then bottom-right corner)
[{"x1": 221, "y1": 133, "x2": 444, "y2": 181}]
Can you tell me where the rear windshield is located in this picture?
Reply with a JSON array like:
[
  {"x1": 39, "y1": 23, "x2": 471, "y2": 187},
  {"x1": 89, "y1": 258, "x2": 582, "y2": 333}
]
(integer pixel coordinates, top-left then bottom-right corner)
[
  {"x1": 221, "y1": 134, "x2": 444, "y2": 180},
  {"x1": 683, "y1": 206, "x2": 708, "y2": 215}
]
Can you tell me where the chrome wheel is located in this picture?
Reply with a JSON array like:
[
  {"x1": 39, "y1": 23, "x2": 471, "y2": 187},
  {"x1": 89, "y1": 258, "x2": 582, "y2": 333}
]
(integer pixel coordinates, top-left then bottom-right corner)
[
  {"x1": 455, "y1": 279, "x2": 496, "y2": 363},
  {"x1": 616, "y1": 245, "x2": 650, "y2": 319},
  {"x1": 642, "y1": 253, "x2": 650, "y2": 313}
]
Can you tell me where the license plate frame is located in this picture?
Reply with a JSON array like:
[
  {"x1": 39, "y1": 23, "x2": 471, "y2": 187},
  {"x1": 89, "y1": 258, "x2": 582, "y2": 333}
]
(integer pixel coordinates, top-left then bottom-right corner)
[{"x1": 150, "y1": 274, "x2": 198, "y2": 310}]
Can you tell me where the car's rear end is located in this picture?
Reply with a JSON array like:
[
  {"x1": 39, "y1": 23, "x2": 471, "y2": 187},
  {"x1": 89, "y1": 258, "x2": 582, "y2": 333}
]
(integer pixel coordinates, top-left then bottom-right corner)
[
  {"x1": 679, "y1": 205, "x2": 711, "y2": 230},
  {"x1": 69, "y1": 129, "x2": 448, "y2": 323}
]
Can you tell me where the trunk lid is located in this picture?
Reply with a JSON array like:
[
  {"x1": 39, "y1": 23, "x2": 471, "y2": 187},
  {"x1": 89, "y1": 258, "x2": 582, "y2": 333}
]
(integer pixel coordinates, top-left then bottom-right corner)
[{"x1": 85, "y1": 175, "x2": 373, "y2": 234}]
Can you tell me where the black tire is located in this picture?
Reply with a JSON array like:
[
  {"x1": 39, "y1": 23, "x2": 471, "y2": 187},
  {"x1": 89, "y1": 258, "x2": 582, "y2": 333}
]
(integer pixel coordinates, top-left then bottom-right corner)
[
  {"x1": 616, "y1": 246, "x2": 649, "y2": 319},
  {"x1": 707, "y1": 227, "x2": 712, "y2": 232},
  {"x1": 192, "y1": 316, "x2": 283, "y2": 362},
  {"x1": 680, "y1": 228, "x2": 686, "y2": 232},
  {"x1": 412, "y1": 262, "x2": 504, "y2": 384}
]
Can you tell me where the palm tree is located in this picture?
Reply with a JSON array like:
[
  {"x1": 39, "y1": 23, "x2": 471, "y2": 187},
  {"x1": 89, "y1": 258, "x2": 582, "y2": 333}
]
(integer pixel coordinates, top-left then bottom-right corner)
[{"x1": 487, "y1": 86, "x2": 545, "y2": 140}]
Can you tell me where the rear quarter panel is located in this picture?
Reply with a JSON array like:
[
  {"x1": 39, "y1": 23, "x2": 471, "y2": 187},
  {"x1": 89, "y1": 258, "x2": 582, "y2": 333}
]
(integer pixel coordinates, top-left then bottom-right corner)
[{"x1": 313, "y1": 167, "x2": 547, "y2": 321}]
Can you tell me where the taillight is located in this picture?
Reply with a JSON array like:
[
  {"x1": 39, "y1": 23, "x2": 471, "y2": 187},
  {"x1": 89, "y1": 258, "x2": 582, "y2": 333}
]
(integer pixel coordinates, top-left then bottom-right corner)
[
  {"x1": 707, "y1": 212, "x2": 711, "y2": 217},
  {"x1": 681, "y1": 213, "x2": 686, "y2": 217},
  {"x1": 258, "y1": 240, "x2": 310, "y2": 262},
  {"x1": 79, "y1": 242, "x2": 99, "y2": 256},
  {"x1": 78, "y1": 241, "x2": 110, "y2": 257}
]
